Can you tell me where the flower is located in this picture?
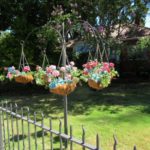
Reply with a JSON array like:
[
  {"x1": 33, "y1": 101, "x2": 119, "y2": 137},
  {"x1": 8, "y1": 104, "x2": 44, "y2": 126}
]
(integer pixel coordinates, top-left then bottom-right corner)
[
  {"x1": 6, "y1": 72, "x2": 13, "y2": 79},
  {"x1": 70, "y1": 61, "x2": 75, "y2": 66},
  {"x1": 65, "y1": 74, "x2": 72, "y2": 80},
  {"x1": 48, "y1": 78, "x2": 51, "y2": 83},
  {"x1": 60, "y1": 67, "x2": 66, "y2": 72},
  {"x1": 52, "y1": 70, "x2": 60, "y2": 77},
  {"x1": 81, "y1": 60, "x2": 118, "y2": 89},
  {"x1": 66, "y1": 65, "x2": 71, "y2": 71},
  {"x1": 46, "y1": 66, "x2": 53, "y2": 73},
  {"x1": 23, "y1": 66, "x2": 30, "y2": 72},
  {"x1": 36, "y1": 65, "x2": 42, "y2": 71},
  {"x1": 109, "y1": 62, "x2": 115, "y2": 68},
  {"x1": 4, "y1": 67, "x2": 8, "y2": 71},
  {"x1": 8, "y1": 66, "x2": 16, "y2": 73},
  {"x1": 47, "y1": 62, "x2": 80, "y2": 92},
  {"x1": 49, "y1": 65, "x2": 56, "y2": 70}
]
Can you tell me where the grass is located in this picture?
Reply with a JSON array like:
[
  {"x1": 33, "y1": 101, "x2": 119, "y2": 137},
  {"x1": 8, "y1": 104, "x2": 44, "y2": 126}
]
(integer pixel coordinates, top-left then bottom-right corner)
[{"x1": 0, "y1": 81, "x2": 150, "y2": 150}]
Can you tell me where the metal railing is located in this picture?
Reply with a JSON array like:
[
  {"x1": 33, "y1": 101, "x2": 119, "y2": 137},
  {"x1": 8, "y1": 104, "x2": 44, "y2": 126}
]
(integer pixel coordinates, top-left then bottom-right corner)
[{"x1": 0, "y1": 103, "x2": 137, "y2": 150}]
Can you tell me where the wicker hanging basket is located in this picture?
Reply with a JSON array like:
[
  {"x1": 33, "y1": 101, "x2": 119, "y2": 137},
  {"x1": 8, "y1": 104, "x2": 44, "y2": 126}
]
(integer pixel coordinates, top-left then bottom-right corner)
[
  {"x1": 88, "y1": 79, "x2": 104, "y2": 90},
  {"x1": 50, "y1": 81, "x2": 76, "y2": 96},
  {"x1": 15, "y1": 74, "x2": 34, "y2": 84}
]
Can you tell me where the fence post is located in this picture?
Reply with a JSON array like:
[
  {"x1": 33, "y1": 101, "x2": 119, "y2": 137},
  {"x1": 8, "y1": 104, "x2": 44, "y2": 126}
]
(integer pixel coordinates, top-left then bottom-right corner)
[
  {"x1": 0, "y1": 109, "x2": 4, "y2": 150},
  {"x1": 113, "y1": 135, "x2": 117, "y2": 150}
]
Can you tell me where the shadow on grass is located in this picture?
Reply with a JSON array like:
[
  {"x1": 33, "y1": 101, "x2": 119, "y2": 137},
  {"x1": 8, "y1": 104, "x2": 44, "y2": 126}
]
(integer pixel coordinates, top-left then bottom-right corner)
[
  {"x1": 10, "y1": 134, "x2": 27, "y2": 141},
  {"x1": 0, "y1": 81, "x2": 150, "y2": 116},
  {"x1": 31, "y1": 130, "x2": 48, "y2": 138}
]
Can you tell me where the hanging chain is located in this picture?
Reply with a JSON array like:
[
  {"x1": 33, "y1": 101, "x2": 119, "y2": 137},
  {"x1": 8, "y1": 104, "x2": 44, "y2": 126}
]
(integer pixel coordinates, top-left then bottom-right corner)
[
  {"x1": 18, "y1": 41, "x2": 29, "y2": 70},
  {"x1": 42, "y1": 49, "x2": 49, "y2": 69},
  {"x1": 57, "y1": 23, "x2": 70, "y2": 68}
]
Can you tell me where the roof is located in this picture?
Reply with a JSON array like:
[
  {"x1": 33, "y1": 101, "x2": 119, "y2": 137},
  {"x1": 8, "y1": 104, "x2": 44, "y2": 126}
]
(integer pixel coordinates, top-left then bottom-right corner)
[{"x1": 111, "y1": 24, "x2": 150, "y2": 41}]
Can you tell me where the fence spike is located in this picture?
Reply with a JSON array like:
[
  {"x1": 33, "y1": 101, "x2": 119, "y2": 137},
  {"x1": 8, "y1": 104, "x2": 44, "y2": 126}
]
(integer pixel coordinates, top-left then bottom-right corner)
[
  {"x1": 21, "y1": 108, "x2": 25, "y2": 150},
  {"x1": 6, "y1": 102, "x2": 10, "y2": 150},
  {"x1": 10, "y1": 104, "x2": 12, "y2": 111},
  {"x1": 59, "y1": 119, "x2": 63, "y2": 150},
  {"x1": 10, "y1": 104, "x2": 15, "y2": 150},
  {"x1": 5, "y1": 101, "x2": 8, "y2": 108},
  {"x1": 15, "y1": 103, "x2": 18, "y2": 109},
  {"x1": 49, "y1": 117, "x2": 53, "y2": 150},
  {"x1": 82, "y1": 125, "x2": 86, "y2": 150},
  {"x1": 70, "y1": 125, "x2": 73, "y2": 138},
  {"x1": 49, "y1": 117, "x2": 52, "y2": 130},
  {"x1": 82, "y1": 126, "x2": 85, "y2": 143},
  {"x1": 70, "y1": 125, "x2": 73, "y2": 150},
  {"x1": 15, "y1": 104, "x2": 20, "y2": 150},
  {"x1": 27, "y1": 107, "x2": 31, "y2": 150},
  {"x1": 1, "y1": 104, "x2": 6, "y2": 150},
  {"x1": 133, "y1": 145, "x2": 137, "y2": 150},
  {"x1": 41, "y1": 112, "x2": 45, "y2": 150},
  {"x1": 26, "y1": 107, "x2": 30, "y2": 112},
  {"x1": 113, "y1": 135, "x2": 117, "y2": 150},
  {"x1": 2, "y1": 102, "x2": 4, "y2": 108},
  {"x1": 59, "y1": 119, "x2": 62, "y2": 133},
  {"x1": 34, "y1": 112, "x2": 38, "y2": 150},
  {"x1": 96, "y1": 134, "x2": 100, "y2": 150}
]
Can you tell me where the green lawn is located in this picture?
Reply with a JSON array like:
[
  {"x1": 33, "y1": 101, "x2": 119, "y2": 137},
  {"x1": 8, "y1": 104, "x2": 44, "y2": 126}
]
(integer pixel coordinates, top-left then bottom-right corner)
[{"x1": 0, "y1": 81, "x2": 150, "y2": 150}]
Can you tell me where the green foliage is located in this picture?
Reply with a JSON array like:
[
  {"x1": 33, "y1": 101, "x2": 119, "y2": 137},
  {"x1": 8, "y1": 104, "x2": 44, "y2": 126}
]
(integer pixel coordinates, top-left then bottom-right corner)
[
  {"x1": 34, "y1": 69, "x2": 46, "y2": 86},
  {"x1": 0, "y1": 32, "x2": 20, "y2": 66},
  {"x1": 0, "y1": 75, "x2": 5, "y2": 82},
  {"x1": 0, "y1": 32, "x2": 35, "y2": 67},
  {"x1": 124, "y1": 36, "x2": 150, "y2": 59},
  {"x1": 136, "y1": 36, "x2": 150, "y2": 50}
]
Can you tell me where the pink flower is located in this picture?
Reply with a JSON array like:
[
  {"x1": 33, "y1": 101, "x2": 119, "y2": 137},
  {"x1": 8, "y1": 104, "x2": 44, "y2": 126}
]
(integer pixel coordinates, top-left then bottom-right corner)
[
  {"x1": 23, "y1": 66, "x2": 30, "y2": 72},
  {"x1": 52, "y1": 70, "x2": 60, "y2": 77},
  {"x1": 4, "y1": 67, "x2": 8, "y2": 71},
  {"x1": 46, "y1": 67, "x2": 52, "y2": 73},
  {"x1": 70, "y1": 61, "x2": 75, "y2": 66},
  {"x1": 83, "y1": 68, "x2": 88, "y2": 75},
  {"x1": 49, "y1": 65, "x2": 56, "y2": 70},
  {"x1": 16, "y1": 70, "x2": 20, "y2": 75},
  {"x1": 12, "y1": 66, "x2": 15, "y2": 70},
  {"x1": 65, "y1": 74, "x2": 72, "y2": 80},
  {"x1": 36, "y1": 65, "x2": 42, "y2": 71},
  {"x1": 48, "y1": 78, "x2": 51, "y2": 83},
  {"x1": 109, "y1": 62, "x2": 115, "y2": 68},
  {"x1": 7, "y1": 72, "x2": 13, "y2": 79},
  {"x1": 103, "y1": 62, "x2": 109, "y2": 68},
  {"x1": 60, "y1": 67, "x2": 66, "y2": 72}
]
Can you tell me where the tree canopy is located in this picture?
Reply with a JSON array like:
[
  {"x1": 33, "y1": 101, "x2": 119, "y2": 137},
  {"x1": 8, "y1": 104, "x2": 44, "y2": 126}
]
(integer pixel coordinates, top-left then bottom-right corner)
[{"x1": 0, "y1": 0, "x2": 149, "y2": 66}]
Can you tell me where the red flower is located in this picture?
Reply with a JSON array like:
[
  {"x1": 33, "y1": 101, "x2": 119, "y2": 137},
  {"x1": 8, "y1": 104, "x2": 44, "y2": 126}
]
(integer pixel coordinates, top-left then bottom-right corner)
[{"x1": 109, "y1": 62, "x2": 115, "y2": 68}]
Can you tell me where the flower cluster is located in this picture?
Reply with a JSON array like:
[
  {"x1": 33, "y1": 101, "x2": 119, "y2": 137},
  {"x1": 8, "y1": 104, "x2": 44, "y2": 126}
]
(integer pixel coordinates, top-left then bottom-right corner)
[
  {"x1": 81, "y1": 61, "x2": 118, "y2": 88},
  {"x1": 46, "y1": 61, "x2": 80, "y2": 89},
  {"x1": 83, "y1": 60, "x2": 99, "y2": 75},
  {"x1": 6, "y1": 66, "x2": 32, "y2": 80},
  {"x1": 34, "y1": 66, "x2": 46, "y2": 86}
]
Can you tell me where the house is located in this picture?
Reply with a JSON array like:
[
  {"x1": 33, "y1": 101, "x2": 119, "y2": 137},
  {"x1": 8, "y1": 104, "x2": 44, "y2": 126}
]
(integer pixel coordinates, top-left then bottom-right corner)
[{"x1": 111, "y1": 24, "x2": 150, "y2": 78}]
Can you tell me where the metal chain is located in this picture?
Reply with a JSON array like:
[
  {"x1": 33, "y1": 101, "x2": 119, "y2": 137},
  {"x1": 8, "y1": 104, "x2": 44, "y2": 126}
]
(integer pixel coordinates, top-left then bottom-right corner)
[{"x1": 18, "y1": 41, "x2": 29, "y2": 70}]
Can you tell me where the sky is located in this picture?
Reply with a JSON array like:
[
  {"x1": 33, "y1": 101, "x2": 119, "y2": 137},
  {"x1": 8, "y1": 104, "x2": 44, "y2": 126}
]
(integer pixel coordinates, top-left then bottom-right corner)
[{"x1": 145, "y1": 3, "x2": 150, "y2": 28}]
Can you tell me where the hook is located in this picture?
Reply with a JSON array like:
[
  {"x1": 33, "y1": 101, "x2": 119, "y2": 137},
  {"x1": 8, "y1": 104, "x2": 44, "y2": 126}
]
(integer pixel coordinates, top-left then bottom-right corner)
[{"x1": 20, "y1": 40, "x2": 25, "y2": 46}]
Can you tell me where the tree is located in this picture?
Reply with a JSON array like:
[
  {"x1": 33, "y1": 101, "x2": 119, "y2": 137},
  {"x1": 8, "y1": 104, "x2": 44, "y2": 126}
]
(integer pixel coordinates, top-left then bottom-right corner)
[{"x1": 0, "y1": 0, "x2": 149, "y2": 66}]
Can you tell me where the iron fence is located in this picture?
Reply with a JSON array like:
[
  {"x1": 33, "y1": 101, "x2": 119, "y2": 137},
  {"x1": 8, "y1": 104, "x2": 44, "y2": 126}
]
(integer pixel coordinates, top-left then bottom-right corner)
[{"x1": 0, "y1": 103, "x2": 137, "y2": 150}]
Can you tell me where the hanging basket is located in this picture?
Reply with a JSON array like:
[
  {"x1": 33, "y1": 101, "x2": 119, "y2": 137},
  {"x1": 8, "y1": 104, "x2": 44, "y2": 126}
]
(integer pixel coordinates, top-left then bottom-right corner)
[
  {"x1": 88, "y1": 79, "x2": 104, "y2": 90},
  {"x1": 15, "y1": 74, "x2": 34, "y2": 84},
  {"x1": 50, "y1": 82, "x2": 76, "y2": 96}
]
